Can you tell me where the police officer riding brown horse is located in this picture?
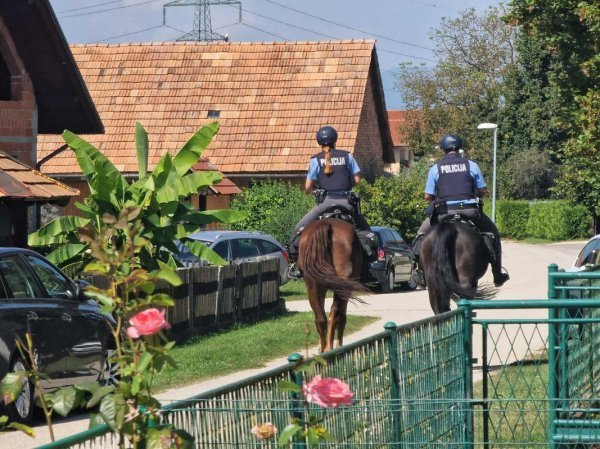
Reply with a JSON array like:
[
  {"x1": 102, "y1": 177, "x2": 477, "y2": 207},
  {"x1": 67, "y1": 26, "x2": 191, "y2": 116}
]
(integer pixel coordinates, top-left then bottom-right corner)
[{"x1": 287, "y1": 125, "x2": 375, "y2": 351}]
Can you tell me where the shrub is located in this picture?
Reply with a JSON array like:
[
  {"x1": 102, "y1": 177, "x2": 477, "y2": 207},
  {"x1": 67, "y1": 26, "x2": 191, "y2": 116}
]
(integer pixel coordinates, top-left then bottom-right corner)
[
  {"x1": 494, "y1": 200, "x2": 530, "y2": 239},
  {"x1": 230, "y1": 180, "x2": 314, "y2": 244},
  {"x1": 526, "y1": 201, "x2": 592, "y2": 240}
]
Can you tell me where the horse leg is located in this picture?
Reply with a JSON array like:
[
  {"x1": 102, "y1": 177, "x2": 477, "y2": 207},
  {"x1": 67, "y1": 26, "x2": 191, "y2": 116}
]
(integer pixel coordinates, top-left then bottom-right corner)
[
  {"x1": 306, "y1": 279, "x2": 329, "y2": 352},
  {"x1": 328, "y1": 294, "x2": 349, "y2": 350}
]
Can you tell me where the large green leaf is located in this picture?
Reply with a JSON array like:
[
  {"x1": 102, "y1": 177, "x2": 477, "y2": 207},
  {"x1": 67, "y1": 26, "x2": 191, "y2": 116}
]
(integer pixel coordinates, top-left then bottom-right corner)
[
  {"x1": 28, "y1": 216, "x2": 90, "y2": 246},
  {"x1": 172, "y1": 122, "x2": 219, "y2": 178},
  {"x1": 156, "y1": 171, "x2": 223, "y2": 204},
  {"x1": 180, "y1": 239, "x2": 227, "y2": 266},
  {"x1": 135, "y1": 122, "x2": 148, "y2": 177},
  {"x1": 45, "y1": 244, "x2": 87, "y2": 266},
  {"x1": 50, "y1": 386, "x2": 77, "y2": 417}
]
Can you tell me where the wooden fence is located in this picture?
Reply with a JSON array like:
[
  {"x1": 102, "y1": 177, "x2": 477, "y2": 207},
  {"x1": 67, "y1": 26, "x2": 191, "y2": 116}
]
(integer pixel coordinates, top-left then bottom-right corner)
[{"x1": 84, "y1": 258, "x2": 284, "y2": 342}]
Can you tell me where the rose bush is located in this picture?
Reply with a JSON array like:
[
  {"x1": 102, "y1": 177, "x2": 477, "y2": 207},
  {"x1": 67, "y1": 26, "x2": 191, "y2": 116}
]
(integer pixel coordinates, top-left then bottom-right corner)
[
  {"x1": 126, "y1": 308, "x2": 171, "y2": 339},
  {"x1": 303, "y1": 376, "x2": 353, "y2": 409}
]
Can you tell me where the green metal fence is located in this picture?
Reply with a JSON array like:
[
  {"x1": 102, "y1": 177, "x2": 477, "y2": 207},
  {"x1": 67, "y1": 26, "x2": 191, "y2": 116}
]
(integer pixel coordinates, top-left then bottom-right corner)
[{"x1": 35, "y1": 266, "x2": 600, "y2": 449}]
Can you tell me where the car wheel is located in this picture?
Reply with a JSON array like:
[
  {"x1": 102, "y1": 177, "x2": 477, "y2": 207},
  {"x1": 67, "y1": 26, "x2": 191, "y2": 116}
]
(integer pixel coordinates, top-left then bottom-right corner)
[
  {"x1": 98, "y1": 349, "x2": 120, "y2": 388},
  {"x1": 4, "y1": 357, "x2": 34, "y2": 424},
  {"x1": 403, "y1": 276, "x2": 418, "y2": 290},
  {"x1": 381, "y1": 269, "x2": 395, "y2": 293}
]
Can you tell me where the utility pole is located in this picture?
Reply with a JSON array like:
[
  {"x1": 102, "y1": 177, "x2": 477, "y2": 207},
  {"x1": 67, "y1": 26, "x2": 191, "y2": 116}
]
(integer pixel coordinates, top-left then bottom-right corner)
[{"x1": 163, "y1": 0, "x2": 241, "y2": 42}]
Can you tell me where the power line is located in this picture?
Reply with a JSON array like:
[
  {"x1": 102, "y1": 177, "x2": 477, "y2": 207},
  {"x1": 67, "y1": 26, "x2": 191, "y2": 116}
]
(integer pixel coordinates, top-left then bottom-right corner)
[
  {"x1": 262, "y1": 0, "x2": 433, "y2": 52},
  {"x1": 56, "y1": 0, "x2": 123, "y2": 14},
  {"x1": 240, "y1": 22, "x2": 288, "y2": 40},
  {"x1": 97, "y1": 24, "x2": 165, "y2": 42},
  {"x1": 59, "y1": 0, "x2": 165, "y2": 19}
]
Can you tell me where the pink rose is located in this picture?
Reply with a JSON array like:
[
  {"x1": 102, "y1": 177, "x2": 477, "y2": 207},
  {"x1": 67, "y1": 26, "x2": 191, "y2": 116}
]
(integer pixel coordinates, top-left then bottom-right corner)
[
  {"x1": 251, "y1": 422, "x2": 277, "y2": 440},
  {"x1": 303, "y1": 375, "x2": 353, "y2": 408},
  {"x1": 126, "y1": 308, "x2": 170, "y2": 339}
]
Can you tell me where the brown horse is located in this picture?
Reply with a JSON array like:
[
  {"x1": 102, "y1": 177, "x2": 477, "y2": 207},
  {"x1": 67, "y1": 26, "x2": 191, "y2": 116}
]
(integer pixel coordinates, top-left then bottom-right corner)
[
  {"x1": 420, "y1": 219, "x2": 495, "y2": 314},
  {"x1": 297, "y1": 218, "x2": 369, "y2": 352}
]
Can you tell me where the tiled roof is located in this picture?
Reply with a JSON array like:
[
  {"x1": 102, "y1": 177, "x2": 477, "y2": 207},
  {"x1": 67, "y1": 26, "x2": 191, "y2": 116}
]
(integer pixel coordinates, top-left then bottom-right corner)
[
  {"x1": 388, "y1": 110, "x2": 420, "y2": 147},
  {"x1": 193, "y1": 157, "x2": 241, "y2": 195},
  {"x1": 0, "y1": 152, "x2": 79, "y2": 200},
  {"x1": 37, "y1": 40, "x2": 377, "y2": 175}
]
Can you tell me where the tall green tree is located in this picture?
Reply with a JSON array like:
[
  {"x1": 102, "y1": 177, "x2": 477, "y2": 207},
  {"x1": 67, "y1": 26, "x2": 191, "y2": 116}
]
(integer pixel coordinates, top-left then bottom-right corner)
[
  {"x1": 506, "y1": 0, "x2": 600, "y2": 231},
  {"x1": 395, "y1": 6, "x2": 517, "y2": 171},
  {"x1": 28, "y1": 122, "x2": 245, "y2": 272}
]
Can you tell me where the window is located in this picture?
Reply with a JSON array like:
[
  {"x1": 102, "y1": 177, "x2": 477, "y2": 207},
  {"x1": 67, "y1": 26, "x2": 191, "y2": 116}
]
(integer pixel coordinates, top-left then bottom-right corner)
[
  {"x1": 25, "y1": 255, "x2": 74, "y2": 300},
  {"x1": 207, "y1": 110, "x2": 220, "y2": 119},
  {"x1": 0, "y1": 255, "x2": 43, "y2": 299},
  {"x1": 232, "y1": 239, "x2": 260, "y2": 259},
  {"x1": 212, "y1": 241, "x2": 230, "y2": 260},
  {"x1": 390, "y1": 230, "x2": 405, "y2": 243},
  {"x1": 257, "y1": 239, "x2": 280, "y2": 255},
  {"x1": 575, "y1": 239, "x2": 600, "y2": 268}
]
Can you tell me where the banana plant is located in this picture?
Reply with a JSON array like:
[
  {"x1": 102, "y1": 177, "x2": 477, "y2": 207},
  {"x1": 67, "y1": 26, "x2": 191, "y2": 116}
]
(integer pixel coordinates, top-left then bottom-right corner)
[{"x1": 29, "y1": 122, "x2": 245, "y2": 272}]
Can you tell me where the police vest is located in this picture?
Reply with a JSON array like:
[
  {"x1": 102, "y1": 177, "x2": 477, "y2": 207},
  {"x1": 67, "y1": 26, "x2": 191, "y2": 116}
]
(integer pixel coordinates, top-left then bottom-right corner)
[
  {"x1": 435, "y1": 153, "x2": 477, "y2": 201},
  {"x1": 312, "y1": 148, "x2": 352, "y2": 192}
]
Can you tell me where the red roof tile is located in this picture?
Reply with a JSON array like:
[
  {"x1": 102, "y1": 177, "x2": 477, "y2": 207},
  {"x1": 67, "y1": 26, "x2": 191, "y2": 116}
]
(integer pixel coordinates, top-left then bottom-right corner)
[{"x1": 38, "y1": 40, "x2": 378, "y2": 175}]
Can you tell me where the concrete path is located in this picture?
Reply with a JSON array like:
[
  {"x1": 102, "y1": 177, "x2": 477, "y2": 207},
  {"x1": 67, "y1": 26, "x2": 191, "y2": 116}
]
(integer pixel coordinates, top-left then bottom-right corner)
[{"x1": 0, "y1": 240, "x2": 584, "y2": 448}]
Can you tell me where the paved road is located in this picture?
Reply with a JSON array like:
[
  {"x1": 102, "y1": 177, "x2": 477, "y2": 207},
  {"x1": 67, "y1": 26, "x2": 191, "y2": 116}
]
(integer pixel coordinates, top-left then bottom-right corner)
[{"x1": 1, "y1": 240, "x2": 584, "y2": 448}]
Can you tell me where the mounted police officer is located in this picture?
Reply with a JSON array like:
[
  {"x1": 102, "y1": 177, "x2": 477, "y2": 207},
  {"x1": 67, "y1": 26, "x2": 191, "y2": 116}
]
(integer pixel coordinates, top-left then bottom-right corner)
[
  {"x1": 411, "y1": 133, "x2": 509, "y2": 287},
  {"x1": 287, "y1": 125, "x2": 371, "y2": 277}
]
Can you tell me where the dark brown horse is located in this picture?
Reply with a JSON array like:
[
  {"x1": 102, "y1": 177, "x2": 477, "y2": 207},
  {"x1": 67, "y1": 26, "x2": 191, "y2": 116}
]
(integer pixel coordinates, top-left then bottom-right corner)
[
  {"x1": 421, "y1": 219, "x2": 495, "y2": 314},
  {"x1": 298, "y1": 218, "x2": 369, "y2": 352}
]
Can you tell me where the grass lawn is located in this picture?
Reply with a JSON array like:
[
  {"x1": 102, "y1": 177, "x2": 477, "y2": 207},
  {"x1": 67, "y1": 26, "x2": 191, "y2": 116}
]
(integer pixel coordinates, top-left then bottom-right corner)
[
  {"x1": 279, "y1": 279, "x2": 308, "y2": 301},
  {"x1": 152, "y1": 311, "x2": 378, "y2": 392}
]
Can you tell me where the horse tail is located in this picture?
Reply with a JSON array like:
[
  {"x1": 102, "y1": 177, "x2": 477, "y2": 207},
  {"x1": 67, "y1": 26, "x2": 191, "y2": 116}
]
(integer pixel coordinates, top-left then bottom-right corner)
[
  {"x1": 431, "y1": 221, "x2": 495, "y2": 300},
  {"x1": 300, "y1": 221, "x2": 368, "y2": 302}
]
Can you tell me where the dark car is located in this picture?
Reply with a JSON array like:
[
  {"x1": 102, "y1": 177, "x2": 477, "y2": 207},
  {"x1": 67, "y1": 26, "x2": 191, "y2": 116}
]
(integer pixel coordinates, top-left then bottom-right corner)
[
  {"x1": 368, "y1": 226, "x2": 418, "y2": 293},
  {"x1": 0, "y1": 248, "x2": 116, "y2": 424}
]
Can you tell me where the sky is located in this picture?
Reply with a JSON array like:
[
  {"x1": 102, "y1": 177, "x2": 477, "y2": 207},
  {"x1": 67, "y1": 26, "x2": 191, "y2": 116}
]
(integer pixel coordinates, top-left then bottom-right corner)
[{"x1": 50, "y1": 0, "x2": 500, "y2": 109}]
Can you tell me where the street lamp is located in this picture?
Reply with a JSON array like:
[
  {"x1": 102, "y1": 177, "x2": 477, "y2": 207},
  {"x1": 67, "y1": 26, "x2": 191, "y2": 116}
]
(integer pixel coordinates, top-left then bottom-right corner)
[{"x1": 477, "y1": 123, "x2": 498, "y2": 222}]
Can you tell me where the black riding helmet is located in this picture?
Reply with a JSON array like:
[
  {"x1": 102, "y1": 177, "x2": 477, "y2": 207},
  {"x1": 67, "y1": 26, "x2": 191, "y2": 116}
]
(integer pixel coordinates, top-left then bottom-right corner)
[
  {"x1": 439, "y1": 134, "x2": 462, "y2": 152},
  {"x1": 316, "y1": 126, "x2": 338, "y2": 146}
]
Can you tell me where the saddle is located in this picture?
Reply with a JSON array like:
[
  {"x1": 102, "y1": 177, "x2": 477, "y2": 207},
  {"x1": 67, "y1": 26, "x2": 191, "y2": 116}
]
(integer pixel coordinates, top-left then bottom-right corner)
[
  {"x1": 438, "y1": 214, "x2": 497, "y2": 262},
  {"x1": 318, "y1": 206, "x2": 378, "y2": 261}
]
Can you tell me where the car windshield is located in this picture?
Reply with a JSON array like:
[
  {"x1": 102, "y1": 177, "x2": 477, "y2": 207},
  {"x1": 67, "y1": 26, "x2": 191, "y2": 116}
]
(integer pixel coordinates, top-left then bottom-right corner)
[{"x1": 177, "y1": 240, "x2": 213, "y2": 259}]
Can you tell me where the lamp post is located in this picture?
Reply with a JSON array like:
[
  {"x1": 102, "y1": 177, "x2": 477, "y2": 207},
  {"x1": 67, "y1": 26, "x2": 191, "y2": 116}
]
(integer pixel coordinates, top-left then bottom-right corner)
[{"x1": 477, "y1": 123, "x2": 498, "y2": 222}]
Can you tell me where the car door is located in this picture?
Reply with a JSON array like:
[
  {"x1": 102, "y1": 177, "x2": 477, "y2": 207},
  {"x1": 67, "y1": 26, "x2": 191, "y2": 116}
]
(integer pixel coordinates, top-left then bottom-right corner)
[
  {"x1": 387, "y1": 230, "x2": 412, "y2": 280},
  {"x1": 24, "y1": 254, "x2": 107, "y2": 382},
  {"x1": 0, "y1": 254, "x2": 68, "y2": 379}
]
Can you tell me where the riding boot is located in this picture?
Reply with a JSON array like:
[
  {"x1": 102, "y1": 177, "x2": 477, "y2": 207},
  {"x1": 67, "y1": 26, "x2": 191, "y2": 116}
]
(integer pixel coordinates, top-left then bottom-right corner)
[
  {"x1": 410, "y1": 234, "x2": 426, "y2": 288},
  {"x1": 490, "y1": 236, "x2": 509, "y2": 287},
  {"x1": 286, "y1": 231, "x2": 302, "y2": 279}
]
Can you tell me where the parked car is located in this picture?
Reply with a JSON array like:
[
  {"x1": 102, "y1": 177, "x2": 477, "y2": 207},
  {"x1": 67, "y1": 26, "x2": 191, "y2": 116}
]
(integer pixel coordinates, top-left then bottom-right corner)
[
  {"x1": 176, "y1": 231, "x2": 290, "y2": 285},
  {"x1": 368, "y1": 226, "x2": 418, "y2": 292},
  {"x1": 0, "y1": 248, "x2": 116, "y2": 423},
  {"x1": 570, "y1": 234, "x2": 600, "y2": 272}
]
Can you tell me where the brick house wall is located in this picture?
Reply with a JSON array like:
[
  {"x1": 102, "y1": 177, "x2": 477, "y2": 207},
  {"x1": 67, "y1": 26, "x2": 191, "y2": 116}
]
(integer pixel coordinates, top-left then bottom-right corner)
[
  {"x1": 0, "y1": 18, "x2": 37, "y2": 167},
  {"x1": 354, "y1": 70, "x2": 385, "y2": 174}
]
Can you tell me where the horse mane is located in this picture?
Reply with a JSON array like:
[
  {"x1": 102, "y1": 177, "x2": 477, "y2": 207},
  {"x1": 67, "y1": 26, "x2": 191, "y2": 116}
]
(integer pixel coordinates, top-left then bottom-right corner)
[
  {"x1": 299, "y1": 220, "x2": 368, "y2": 303},
  {"x1": 430, "y1": 220, "x2": 495, "y2": 300}
]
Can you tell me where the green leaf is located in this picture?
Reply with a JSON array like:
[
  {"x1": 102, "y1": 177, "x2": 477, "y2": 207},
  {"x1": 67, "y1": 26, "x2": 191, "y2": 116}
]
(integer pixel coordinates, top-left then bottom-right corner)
[
  {"x1": 138, "y1": 351, "x2": 154, "y2": 372},
  {"x1": 8, "y1": 422, "x2": 35, "y2": 437},
  {"x1": 1, "y1": 372, "x2": 27, "y2": 404},
  {"x1": 172, "y1": 122, "x2": 219, "y2": 178},
  {"x1": 86, "y1": 386, "x2": 115, "y2": 409},
  {"x1": 156, "y1": 171, "x2": 223, "y2": 204},
  {"x1": 276, "y1": 380, "x2": 302, "y2": 393},
  {"x1": 45, "y1": 244, "x2": 88, "y2": 266},
  {"x1": 99, "y1": 393, "x2": 126, "y2": 432},
  {"x1": 150, "y1": 267, "x2": 183, "y2": 286},
  {"x1": 306, "y1": 427, "x2": 319, "y2": 445},
  {"x1": 89, "y1": 412, "x2": 105, "y2": 429},
  {"x1": 180, "y1": 239, "x2": 227, "y2": 266},
  {"x1": 50, "y1": 386, "x2": 78, "y2": 417},
  {"x1": 28, "y1": 216, "x2": 90, "y2": 246},
  {"x1": 278, "y1": 423, "x2": 303, "y2": 446},
  {"x1": 135, "y1": 122, "x2": 148, "y2": 177}
]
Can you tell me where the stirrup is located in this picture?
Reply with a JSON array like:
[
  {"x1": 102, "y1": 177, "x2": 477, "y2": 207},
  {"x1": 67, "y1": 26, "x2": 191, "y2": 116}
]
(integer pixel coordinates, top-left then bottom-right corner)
[{"x1": 288, "y1": 263, "x2": 302, "y2": 280}]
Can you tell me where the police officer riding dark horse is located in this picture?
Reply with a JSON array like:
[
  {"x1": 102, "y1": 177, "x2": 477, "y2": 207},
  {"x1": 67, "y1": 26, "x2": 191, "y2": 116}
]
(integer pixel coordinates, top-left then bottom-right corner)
[
  {"x1": 287, "y1": 125, "x2": 375, "y2": 279},
  {"x1": 411, "y1": 133, "x2": 510, "y2": 288}
]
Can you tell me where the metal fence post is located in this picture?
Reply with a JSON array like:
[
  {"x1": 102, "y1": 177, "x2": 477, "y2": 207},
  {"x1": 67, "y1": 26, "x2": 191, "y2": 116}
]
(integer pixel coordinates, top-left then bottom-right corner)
[
  {"x1": 458, "y1": 299, "x2": 474, "y2": 448},
  {"x1": 287, "y1": 352, "x2": 306, "y2": 449},
  {"x1": 384, "y1": 321, "x2": 403, "y2": 447}
]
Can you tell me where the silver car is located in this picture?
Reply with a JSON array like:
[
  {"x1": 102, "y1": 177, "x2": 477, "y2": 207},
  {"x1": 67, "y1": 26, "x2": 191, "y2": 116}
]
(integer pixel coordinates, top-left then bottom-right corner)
[{"x1": 176, "y1": 231, "x2": 290, "y2": 285}]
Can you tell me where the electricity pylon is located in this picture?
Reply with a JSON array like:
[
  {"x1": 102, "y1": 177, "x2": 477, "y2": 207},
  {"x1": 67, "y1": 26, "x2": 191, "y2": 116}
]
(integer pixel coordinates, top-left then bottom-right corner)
[{"x1": 163, "y1": 0, "x2": 241, "y2": 42}]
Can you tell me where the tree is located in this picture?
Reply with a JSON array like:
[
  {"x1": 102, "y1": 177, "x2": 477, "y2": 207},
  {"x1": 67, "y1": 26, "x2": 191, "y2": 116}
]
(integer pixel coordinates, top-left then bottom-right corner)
[
  {"x1": 28, "y1": 122, "x2": 245, "y2": 272},
  {"x1": 229, "y1": 180, "x2": 313, "y2": 245},
  {"x1": 354, "y1": 160, "x2": 430, "y2": 240},
  {"x1": 506, "y1": 0, "x2": 600, "y2": 230},
  {"x1": 395, "y1": 6, "x2": 517, "y2": 171},
  {"x1": 497, "y1": 148, "x2": 555, "y2": 199}
]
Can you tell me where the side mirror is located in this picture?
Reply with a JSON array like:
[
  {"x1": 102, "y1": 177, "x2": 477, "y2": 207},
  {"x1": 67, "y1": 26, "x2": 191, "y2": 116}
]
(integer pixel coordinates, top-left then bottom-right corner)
[{"x1": 74, "y1": 279, "x2": 91, "y2": 301}]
